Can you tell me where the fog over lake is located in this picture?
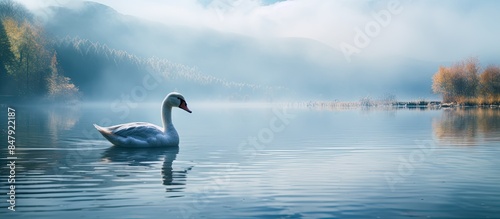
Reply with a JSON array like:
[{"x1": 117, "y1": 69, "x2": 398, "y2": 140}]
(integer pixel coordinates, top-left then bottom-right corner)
[
  {"x1": 1, "y1": 0, "x2": 500, "y2": 218},
  {"x1": 1, "y1": 104, "x2": 499, "y2": 218}
]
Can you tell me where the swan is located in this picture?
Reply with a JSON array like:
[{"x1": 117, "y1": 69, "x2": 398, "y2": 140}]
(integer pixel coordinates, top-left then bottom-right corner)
[{"x1": 94, "y1": 92, "x2": 192, "y2": 147}]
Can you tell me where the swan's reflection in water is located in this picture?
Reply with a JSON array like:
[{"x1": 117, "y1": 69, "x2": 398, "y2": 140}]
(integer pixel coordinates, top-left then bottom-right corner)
[{"x1": 101, "y1": 146, "x2": 192, "y2": 194}]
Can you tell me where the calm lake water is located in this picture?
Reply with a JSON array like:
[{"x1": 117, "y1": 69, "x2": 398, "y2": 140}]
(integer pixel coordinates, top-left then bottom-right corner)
[{"x1": 1, "y1": 103, "x2": 500, "y2": 218}]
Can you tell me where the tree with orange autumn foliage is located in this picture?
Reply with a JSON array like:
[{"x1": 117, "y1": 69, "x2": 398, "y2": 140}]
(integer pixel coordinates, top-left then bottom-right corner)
[
  {"x1": 433, "y1": 58, "x2": 500, "y2": 105},
  {"x1": 479, "y1": 65, "x2": 500, "y2": 104},
  {"x1": 432, "y1": 57, "x2": 480, "y2": 103}
]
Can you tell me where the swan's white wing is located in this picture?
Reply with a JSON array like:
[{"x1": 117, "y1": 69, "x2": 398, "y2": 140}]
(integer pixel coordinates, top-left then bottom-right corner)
[
  {"x1": 94, "y1": 123, "x2": 167, "y2": 147},
  {"x1": 108, "y1": 122, "x2": 163, "y2": 139}
]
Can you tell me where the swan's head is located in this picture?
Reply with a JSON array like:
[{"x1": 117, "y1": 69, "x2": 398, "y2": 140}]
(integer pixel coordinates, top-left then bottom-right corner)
[{"x1": 164, "y1": 92, "x2": 192, "y2": 113}]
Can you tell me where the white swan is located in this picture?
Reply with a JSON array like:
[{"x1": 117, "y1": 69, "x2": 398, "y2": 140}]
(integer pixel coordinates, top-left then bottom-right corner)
[{"x1": 94, "y1": 92, "x2": 192, "y2": 147}]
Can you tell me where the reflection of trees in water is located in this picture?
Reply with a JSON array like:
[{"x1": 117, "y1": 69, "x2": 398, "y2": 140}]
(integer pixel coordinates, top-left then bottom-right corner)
[
  {"x1": 476, "y1": 109, "x2": 500, "y2": 137},
  {"x1": 15, "y1": 105, "x2": 81, "y2": 145},
  {"x1": 4, "y1": 105, "x2": 81, "y2": 172},
  {"x1": 433, "y1": 108, "x2": 500, "y2": 145},
  {"x1": 46, "y1": 105, "x2": 80, "y2": 141},
  {"x1": 47, "y1": 106, "x2": 80, "y2": 130}
]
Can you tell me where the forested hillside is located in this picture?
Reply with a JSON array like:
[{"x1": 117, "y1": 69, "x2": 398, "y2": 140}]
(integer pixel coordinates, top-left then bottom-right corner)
[
  {"x1": 53, "y1": 37, "x2": 280, "y2": 100},
  {"x1": 0, "y1": 0, "x2": 278, "y2": 102},
  {"x1": 0, "y1": 0, "x2": 78, "y2": 101}
]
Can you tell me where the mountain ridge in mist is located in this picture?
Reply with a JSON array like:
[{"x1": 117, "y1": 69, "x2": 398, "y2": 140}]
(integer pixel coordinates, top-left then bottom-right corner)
[{"x1": 41, "y1": 1, "x2": 439, "y2": 101}]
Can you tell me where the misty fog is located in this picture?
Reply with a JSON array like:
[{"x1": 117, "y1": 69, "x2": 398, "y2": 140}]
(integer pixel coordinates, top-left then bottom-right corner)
[{"x1": 7, "y1": 0, "x2": 500, "y2": 102}]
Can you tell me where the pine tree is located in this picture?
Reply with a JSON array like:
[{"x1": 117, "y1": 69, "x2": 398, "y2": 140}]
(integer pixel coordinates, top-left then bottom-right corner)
[{"x1": 46, "y1": 52, "x2": 80, "y2": 101}]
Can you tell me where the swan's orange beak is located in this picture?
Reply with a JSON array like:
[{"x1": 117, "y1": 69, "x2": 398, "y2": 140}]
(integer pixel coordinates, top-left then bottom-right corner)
[{"x1": 179, "y1": 101, "x2": 192, "y2": 113}]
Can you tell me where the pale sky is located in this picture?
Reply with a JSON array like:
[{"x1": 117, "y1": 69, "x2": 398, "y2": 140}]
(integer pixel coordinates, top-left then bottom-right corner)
[{"x1": 17, "y1": 0, "x2": 500, "y2": 62}]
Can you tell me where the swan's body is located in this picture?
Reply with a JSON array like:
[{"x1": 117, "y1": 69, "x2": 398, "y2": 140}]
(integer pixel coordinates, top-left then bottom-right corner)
[{"x1": 94, "y1": 92, "x2": 191, "y2": 147}]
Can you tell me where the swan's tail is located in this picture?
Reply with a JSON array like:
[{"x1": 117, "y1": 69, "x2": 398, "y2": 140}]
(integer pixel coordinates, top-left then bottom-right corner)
[
  {"x1": 93, "y1": 124, "x2": 120, "y2": 146},
  {"x1": 93, "y1": 124, "x2": 111, "y2": 134}
]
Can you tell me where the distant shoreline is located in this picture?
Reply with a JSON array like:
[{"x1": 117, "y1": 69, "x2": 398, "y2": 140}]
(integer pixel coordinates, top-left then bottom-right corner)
[
  {"x1": 2, "y1": 97, "x2": 500, "y2": 110},
  {"x1": 284, "y1": 100, "x2": 500, "y2": 110}
]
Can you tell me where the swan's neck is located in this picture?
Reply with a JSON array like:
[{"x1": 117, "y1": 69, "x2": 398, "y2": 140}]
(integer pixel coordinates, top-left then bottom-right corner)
[{"x1": 162, "y1": 105, "x2": 175, "y2": 132}]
